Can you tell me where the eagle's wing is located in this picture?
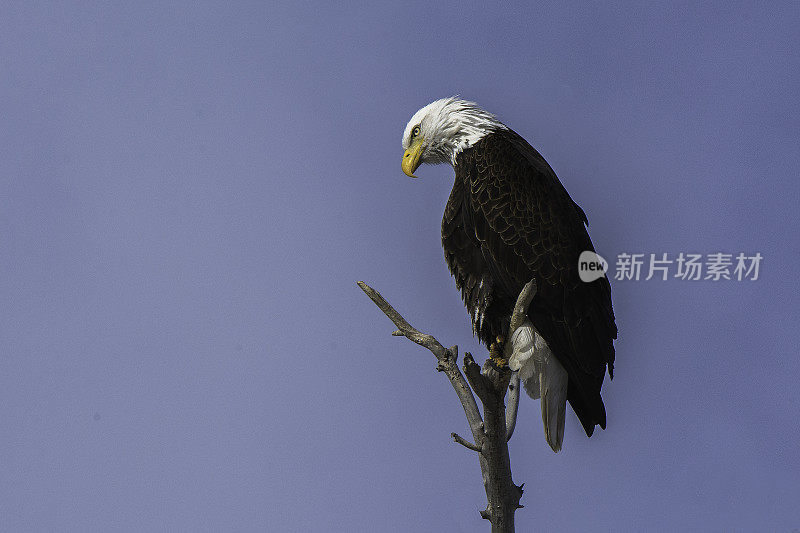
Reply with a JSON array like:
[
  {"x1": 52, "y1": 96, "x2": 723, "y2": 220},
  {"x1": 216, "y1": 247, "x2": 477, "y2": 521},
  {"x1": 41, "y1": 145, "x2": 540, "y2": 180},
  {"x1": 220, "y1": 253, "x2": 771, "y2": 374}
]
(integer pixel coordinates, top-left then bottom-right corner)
[
  {"x1": 441, "y1": 171, "x2": 500, "y2": 340},
  {"x1": 457, "y1": 129, "x2": 617, "y2": 436}
]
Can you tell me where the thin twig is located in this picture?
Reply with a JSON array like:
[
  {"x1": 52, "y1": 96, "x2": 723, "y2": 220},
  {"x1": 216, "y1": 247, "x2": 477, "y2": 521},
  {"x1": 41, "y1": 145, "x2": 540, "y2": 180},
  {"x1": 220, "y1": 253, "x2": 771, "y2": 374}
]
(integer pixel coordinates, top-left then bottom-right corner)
[
  {"x1": 357, "y1": 281, "x2": 448, "y2": 360},
  {"x1": 451, "y1": 432, "x2": 482, "y2": 453}
]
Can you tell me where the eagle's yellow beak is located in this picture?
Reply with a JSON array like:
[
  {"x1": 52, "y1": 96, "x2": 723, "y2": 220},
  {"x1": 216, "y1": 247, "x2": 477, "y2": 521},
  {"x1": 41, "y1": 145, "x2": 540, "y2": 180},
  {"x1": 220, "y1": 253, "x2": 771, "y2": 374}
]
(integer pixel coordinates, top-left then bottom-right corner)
[{"x1": 402, "y1": 138, "x2": 425, "y2": 178}]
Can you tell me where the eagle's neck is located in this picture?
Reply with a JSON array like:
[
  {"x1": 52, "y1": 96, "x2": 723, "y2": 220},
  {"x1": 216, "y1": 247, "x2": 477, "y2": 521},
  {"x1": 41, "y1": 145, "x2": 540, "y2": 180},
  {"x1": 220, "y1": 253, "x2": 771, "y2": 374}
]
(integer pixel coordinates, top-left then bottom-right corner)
[{"x1": 445, "y1": 107, "x2": 506, "y2": 165}]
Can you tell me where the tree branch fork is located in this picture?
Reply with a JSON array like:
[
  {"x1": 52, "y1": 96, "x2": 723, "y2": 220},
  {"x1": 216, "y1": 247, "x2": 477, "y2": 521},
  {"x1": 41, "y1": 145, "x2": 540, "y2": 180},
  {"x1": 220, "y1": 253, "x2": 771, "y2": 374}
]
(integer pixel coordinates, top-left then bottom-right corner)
[{"x1": 357, "y1": 279, "x2": 536, "y2": 532}]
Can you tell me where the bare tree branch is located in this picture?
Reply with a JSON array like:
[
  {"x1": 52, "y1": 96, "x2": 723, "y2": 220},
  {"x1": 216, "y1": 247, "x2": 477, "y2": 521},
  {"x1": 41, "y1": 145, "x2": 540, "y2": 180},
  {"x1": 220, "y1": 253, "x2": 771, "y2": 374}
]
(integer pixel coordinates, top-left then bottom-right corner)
[
  {"x1": 357, "y1": 281, "x2": 448, "y2": 359},
  {"x1": 509, "y1": 280, "x2": 537, "y2": 333},
  {"x1": 504, "y1": 279, "x2": 537, "y2": 441},
  {"x1": 357, "y1": 281, "x2": 483, "y2": 441},
  {"x1": 358, "y1": 280, "x2": 525, "y2": 532},
  {"x1": 505, "y1": 373, "x2": 520, "y2": 442},
  {"x1": 472, "y1": 357, "x2": 524, "y2": 532}
]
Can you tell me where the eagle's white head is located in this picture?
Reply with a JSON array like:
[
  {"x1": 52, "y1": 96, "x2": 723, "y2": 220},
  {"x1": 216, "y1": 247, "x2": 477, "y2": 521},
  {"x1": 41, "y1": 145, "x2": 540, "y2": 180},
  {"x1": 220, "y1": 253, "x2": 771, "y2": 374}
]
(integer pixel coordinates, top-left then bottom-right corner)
[{"x1": 401, "y1": 97, "x2": 506, "y2": 177}]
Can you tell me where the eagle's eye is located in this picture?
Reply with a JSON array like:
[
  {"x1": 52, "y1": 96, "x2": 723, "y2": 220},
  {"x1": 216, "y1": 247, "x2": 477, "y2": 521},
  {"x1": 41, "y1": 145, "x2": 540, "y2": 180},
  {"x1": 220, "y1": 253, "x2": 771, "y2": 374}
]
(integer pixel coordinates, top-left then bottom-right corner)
[{"x1": 411, "y1": 126, "x2": 420, "y2": 139}]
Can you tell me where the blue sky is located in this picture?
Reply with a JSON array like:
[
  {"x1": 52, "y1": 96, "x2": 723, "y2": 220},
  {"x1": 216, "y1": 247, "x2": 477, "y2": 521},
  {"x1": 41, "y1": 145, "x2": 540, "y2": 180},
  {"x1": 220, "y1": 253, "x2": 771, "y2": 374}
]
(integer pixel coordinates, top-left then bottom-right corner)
[{"x1": 1, "y1": 2, "x2": 798, "y2": 531}]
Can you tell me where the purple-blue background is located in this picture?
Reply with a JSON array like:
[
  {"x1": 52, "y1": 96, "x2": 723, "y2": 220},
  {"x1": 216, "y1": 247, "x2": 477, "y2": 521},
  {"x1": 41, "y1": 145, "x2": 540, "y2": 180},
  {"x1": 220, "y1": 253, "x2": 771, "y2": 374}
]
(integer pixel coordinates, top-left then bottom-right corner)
[{"x1": 2, "y1": 2, "x2": 798, "y2": 531}]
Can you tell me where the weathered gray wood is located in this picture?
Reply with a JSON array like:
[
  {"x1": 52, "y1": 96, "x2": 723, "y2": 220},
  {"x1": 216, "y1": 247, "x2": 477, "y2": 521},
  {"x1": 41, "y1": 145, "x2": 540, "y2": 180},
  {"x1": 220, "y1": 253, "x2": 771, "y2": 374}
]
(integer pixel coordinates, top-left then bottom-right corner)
[
  {"x1": 357, "y1": 280, "x2": 533, "y2": 533},
  {"x1": 357, "y1": 281, "x2": 483, "y2": 442},
  {"x1": 505, "y1": 279, "x2": 537, "y2": 442}
]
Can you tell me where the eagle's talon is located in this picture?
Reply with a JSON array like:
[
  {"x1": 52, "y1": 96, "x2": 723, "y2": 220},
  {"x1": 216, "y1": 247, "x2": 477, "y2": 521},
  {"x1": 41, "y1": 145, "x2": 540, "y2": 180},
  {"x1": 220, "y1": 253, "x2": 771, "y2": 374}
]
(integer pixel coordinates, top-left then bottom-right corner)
[{"x1": 489, "y1": 339, "x2": 506, "y2": 366}]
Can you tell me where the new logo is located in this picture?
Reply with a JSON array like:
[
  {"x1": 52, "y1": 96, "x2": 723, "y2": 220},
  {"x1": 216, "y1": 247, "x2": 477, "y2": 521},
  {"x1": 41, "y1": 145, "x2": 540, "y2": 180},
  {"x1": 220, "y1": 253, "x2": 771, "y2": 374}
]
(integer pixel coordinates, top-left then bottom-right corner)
[{"x1": 578, "y1": 251, "x2": 608, "y2": 282}]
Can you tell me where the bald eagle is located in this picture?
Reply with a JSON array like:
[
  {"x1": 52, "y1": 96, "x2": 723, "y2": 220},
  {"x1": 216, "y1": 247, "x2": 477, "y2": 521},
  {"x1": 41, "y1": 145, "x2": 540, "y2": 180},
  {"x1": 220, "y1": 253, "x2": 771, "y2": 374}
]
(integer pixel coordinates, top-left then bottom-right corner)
[{"x1": 401, "y1": 98, "x2": 617, "y2": 452}]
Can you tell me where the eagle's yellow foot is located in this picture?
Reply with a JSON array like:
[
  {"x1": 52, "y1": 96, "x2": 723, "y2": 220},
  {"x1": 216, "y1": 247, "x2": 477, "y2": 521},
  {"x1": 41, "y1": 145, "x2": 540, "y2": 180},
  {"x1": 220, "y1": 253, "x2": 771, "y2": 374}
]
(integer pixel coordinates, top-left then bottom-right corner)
[{"x1": 489, "y1": 335, "x2": 507, "y2": 367}]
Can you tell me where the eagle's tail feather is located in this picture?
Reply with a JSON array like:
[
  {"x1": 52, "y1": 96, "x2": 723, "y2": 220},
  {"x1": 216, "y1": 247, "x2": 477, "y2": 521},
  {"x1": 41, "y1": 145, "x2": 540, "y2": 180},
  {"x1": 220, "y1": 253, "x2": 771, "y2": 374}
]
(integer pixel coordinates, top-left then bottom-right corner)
[{"x1": 508, "y1": 319, "x2": 568, "y2": 453}]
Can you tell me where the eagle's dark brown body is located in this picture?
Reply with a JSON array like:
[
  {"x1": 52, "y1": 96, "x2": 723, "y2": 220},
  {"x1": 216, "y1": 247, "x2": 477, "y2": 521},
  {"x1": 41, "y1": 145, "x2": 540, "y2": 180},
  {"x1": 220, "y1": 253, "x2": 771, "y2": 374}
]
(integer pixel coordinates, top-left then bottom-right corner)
[{"x1": 440, "y1": 128, "x2": 617, "y2": 436}]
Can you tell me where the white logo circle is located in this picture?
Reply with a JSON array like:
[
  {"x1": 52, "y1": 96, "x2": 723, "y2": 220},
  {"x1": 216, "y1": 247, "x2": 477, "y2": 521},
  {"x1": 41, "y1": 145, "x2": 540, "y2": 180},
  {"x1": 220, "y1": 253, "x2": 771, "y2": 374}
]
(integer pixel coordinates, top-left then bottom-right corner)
[{"x1": 578, "y1": 251, "x2": 608, "y2": 282}]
